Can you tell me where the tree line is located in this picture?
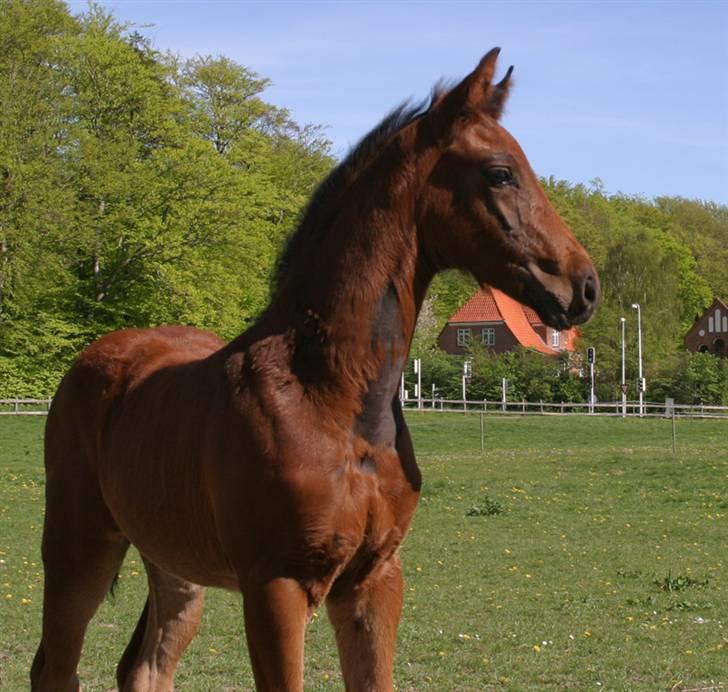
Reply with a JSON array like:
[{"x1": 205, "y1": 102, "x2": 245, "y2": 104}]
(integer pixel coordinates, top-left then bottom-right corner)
[
  {"x1": 1, "y1": 0, "x2": 727, "y2": 404},
  {"x1": 0, "y1": 0, "x2": 332, "y2": 395},
  {"x1": 411, "y1": 180, "x2": 728, "y2": 405}
]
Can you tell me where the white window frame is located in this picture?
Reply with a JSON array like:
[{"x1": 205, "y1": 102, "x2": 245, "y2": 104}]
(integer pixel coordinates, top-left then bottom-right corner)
[
  {"x1": 456, "y1": 328, "x2": 471, "y2": 347},
  {"x1": 551, "y1": 330, "x2": 561, "y2": 348},
  {"x1": 481, "y1": 327, "x2": 495, "y2": 346}
]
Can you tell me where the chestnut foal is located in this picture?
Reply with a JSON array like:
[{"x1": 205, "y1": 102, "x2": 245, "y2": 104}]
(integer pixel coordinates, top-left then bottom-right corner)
[{"x1": 32, "y1": 49, "x2": 599, "y2": 691}]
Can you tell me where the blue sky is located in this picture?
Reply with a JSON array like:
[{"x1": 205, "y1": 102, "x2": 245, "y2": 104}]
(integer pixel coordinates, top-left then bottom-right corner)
[{"x1": 68, "y1": 1, "x2": 728, "y2": 204}]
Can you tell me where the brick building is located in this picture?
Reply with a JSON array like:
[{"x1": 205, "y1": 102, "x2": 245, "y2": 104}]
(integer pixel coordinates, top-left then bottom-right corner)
[
  {"x1": 437, "y1": 285, "x2": 578, "y2": 356},
  {"x1": 684, "y1": 298, "x2": 728, "y2": 358}
]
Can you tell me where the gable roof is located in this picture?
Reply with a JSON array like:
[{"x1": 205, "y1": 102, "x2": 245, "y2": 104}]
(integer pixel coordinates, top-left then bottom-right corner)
[
  {"x1": 686, "y1": 297, "x2": 728, "y2": 338},
  {"x1": 447, "y1": 285, "x2": 577, "y2": 355}
]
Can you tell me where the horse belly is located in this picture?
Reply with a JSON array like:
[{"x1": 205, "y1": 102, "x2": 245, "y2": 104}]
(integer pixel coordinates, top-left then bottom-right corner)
[
  {"x1": 98, "y1": 401, "x2": 237, "y2": 589},
  {"x1": 100, "y1": 439, "x2": 236, "y2": 588}
]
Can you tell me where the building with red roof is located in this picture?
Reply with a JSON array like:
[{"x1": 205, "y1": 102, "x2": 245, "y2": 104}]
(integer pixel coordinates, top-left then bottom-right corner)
[{"x1": 437, "y1": 285, "x2": 579, "y2": 356}]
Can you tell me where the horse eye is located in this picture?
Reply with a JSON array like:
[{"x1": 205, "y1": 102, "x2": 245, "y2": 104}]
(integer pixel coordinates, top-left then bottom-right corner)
[{"x1": 484, "y1": 166, "x2": 515, "y2": 188}]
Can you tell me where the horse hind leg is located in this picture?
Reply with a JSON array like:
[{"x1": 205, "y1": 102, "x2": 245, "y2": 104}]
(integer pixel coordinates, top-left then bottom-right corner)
[
  {"x1": 31, "y1": 458, "x2": 130, "y2": 691},
  {"x1": 116, "y1": 558, "x2": 205, "y2": 692}
]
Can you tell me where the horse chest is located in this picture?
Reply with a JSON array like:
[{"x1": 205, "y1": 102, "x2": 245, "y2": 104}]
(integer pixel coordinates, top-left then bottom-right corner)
[{"x1": 287, "y1": 441, "x2": 418, "y2": 598}]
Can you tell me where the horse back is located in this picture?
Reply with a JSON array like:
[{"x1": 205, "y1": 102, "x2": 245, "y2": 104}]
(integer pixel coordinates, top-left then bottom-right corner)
[{"x1": 47, "y1": 325, "x2": 224, "y2": 447}]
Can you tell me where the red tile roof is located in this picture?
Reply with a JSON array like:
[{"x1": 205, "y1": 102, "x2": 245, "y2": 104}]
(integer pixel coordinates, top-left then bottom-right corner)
[
  {"x1": 522, "y1": 304, "x2": 542, "y2": 324},
  {"x1": 447, "y1": 285, "x2": 577, "y2": 355},
  {"x1": 448, "y1": 286, "x2": 502, "y2": 322}
]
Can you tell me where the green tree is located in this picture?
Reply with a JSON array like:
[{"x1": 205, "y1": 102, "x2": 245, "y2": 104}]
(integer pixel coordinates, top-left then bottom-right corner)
[
  {"x1": 664, "y1": 352, "x2": 724, "y2": 405},
  {"x1": 0, "y1": 0, "x2": 82, "y2": 395}
]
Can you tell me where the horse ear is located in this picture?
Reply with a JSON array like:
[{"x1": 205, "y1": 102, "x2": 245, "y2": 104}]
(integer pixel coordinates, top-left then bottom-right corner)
[
  {"x1": 486, "y1": 65, "x2": 514, "y2": 120},
  {"x1": 428, "y1": 48, "x2": 509, "y2": 141},
  {"x1": 464, "y1": 47, "x2": 502, "y2": 111}
]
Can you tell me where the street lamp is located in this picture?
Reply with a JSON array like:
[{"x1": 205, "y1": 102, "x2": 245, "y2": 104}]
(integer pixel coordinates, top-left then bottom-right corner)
[
  {"x1": 620, "y1": 317, "x2": 627, "y2": 418},
  {"x1": 631, "y1": 303, "x2": 643, "y2": 417}
]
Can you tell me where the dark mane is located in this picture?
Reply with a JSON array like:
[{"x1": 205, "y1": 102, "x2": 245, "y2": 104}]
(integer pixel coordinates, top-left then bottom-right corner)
[{"x1": 272, "y1": 84, "x2": 449, "y2": 290}]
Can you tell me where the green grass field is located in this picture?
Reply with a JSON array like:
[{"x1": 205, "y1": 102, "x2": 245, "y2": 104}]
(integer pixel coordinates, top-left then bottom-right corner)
[{"x1": 1, "y1": 414, "x2": 726, "y2": 691}]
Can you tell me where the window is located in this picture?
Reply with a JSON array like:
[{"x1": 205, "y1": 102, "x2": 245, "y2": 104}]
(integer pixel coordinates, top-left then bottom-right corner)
[
  {"x1": 551, "y1": 330, "x2": 561, "y2": 348},
  {"x1": 481, "y1": 327, "x2": 495, "y2": 346},
  {"x1": 456, "y1": 328, "x2": 471, "y2": 347}
]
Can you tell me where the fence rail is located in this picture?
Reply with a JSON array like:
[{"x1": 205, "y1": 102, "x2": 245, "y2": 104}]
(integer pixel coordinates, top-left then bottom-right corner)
[
  {"x1": 0, "y1": 399, "x2": 52, "y2": 415},
  {"x1": 401, "y1": 397, "x2": 728, "y2": 419},
  {"x1": 2, "y1": 397, "x2": 727, "y2": 419}
]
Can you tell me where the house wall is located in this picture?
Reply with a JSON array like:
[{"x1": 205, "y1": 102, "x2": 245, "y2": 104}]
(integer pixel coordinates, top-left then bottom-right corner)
[
  {"x1": 685, "y1": 302, "x2": 728, "y2": 357},
  {"x1": 438, "y1": 322, "x2": 520, "y2": 355}
]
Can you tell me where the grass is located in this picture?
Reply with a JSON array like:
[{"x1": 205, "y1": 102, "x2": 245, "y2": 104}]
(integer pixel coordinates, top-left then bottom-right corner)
[{"x1": 1, "y1": 413, "x2": 726, "y2": 691}]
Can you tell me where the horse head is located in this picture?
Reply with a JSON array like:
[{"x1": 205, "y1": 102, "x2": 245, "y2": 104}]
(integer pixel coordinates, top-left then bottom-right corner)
[{"x1": 415, "y1": 48, "x2": 599, "y2": 329}]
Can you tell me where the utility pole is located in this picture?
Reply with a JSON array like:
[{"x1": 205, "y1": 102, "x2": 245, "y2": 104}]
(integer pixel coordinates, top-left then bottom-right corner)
[{"x1": 620, "y1": 317, "x2": 627, "y2": 418}]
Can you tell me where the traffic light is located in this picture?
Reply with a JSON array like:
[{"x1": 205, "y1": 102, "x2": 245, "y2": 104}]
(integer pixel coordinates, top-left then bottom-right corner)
[
  {"x1": 586, "y1": 347, "x2": 595, "y2": 364},
  {"x1": 638, "y1": 377, "x2": 647, "y2": 393}
]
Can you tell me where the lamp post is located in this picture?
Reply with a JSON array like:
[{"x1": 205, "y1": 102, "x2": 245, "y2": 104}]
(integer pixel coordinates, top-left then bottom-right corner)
[
  {"x1": 631, "y1": 303, "x2": 643, "y2": 417},
  {"x1": 620, "y1": 317, "x2": 627, "y2": 418}
]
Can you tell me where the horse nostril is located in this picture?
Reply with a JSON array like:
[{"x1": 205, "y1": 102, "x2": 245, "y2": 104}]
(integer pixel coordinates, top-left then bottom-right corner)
[{"x1": 582, "y1": 273, "x2": 598, "y2": 305}]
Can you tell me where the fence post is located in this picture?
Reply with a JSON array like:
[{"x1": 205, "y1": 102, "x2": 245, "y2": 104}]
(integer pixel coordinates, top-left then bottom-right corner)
[{"x1": 480, "y1": 413, "x2": 484, "y2": 454}]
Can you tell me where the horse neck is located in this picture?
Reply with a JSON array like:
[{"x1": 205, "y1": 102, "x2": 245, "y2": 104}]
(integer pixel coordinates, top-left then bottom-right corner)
[{"x1": 263, "y1": 164, "x2": 435, "y2": 405}]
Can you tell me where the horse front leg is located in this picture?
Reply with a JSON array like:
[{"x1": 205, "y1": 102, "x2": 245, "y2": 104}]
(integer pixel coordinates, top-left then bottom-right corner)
[
  {"x1": 241, "y1": 577, "x2": 310, "y2": 692},
  {"x1": 326, "y1": 555, "x2": 404, "y2": 692}
]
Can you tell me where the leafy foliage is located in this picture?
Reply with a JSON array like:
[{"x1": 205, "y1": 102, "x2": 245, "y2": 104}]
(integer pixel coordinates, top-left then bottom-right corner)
[
  {"x1": 1, "y1": 1, "x2": 726, "y2": 403},
  {"x1": 410, "y1": 179, "x2": 727, "y2": 405},
  {"x1": 0, "y1": 0, "x2": 334, "y2": 396}
]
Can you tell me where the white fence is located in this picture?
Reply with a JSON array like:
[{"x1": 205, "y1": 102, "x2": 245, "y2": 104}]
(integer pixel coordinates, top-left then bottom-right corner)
[
  {"x1": 0, "y1": 399, "x2": 52, "y2": 415},
  {"x1": 3, "y1": 397, "x2": 727, "y2": 420},
  {"x1": 401, "y1": 397, "x2": 728, "y2": 419}
]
